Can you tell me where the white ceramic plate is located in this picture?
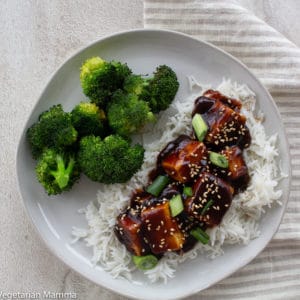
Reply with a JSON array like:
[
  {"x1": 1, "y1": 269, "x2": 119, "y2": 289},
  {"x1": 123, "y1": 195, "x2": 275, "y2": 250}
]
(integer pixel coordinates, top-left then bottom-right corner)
[{"x1": 16, "y1": 29, "x2": 291, "y2": 300}]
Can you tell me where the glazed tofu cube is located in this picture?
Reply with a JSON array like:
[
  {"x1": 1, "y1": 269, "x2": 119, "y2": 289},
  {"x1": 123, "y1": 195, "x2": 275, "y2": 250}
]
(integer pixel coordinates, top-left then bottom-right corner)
[
  {"x1": 185, "y1": 172, "x2": 233, "y2": 227},
  {"x1": 205, "y1": 100, "x2": 246, "y2": 147},
  {"x1": 203, "y1": 89, "x2": 242, "y2": 111},
  {"x1": 222, "y1": 146, "x2": 250, "y2": 192},
  {"x1": 193, "y1": 96, "x2": 250, "y2": 149},
  {"x1": 141, "y1": 202, "x2": 185, "y2": 254},
  {"x1": 115, "y1": 211, "x2": 148, "y2": 256},
  {"x1": 161, "y1": 138, "x2": 207, "y2": 183}
]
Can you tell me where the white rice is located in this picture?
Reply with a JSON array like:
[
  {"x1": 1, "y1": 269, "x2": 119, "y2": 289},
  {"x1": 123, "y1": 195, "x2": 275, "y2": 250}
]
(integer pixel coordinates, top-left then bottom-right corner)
[{"x1": 72, "y1": 78, "x2": 284, "y2": 283}]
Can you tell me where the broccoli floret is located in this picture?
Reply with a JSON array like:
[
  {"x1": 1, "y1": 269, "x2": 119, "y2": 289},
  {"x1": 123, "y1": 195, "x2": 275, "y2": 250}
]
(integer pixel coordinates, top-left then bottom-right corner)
[
  {"x1": 107, "y1": 91, "x2": 155, "y2": 137},
  {"x1": 80, "y1": 56, "x2": 132, "y2": 107},
  {"x1": 71, "y1": 102, "x2": 106, "y2": 138},
  {"x1": 124, "y1": 74, "x2": 150, "y2": 95},
  {"x1": 36, "y1": 148, "x2": 80, "y2": 195},
  {"x1": 141, "y1": 65, "x2": 179, "y2": 113},
  {"x1": 78, "y1": 135, "x2": 144, "y2": 184},
  {"x1": 27, "y1": 105, "x2": 77, "y2": 159}
]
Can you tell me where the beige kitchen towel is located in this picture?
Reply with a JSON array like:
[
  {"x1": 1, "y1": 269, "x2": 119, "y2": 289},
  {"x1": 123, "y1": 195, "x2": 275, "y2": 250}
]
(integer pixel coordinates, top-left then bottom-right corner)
[{"x1": 144, "y1": 0, "x2": 300, "y2": 298}]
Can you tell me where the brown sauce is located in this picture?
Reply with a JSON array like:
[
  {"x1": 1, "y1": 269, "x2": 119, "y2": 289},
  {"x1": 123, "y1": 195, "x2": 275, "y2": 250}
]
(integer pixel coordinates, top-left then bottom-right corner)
[
  {"x1": 192, "y1": 95, "x2": 251, "y2": 149},
  {"x1": 115, "y1": 89, "x2": 252, "y2": 257}
]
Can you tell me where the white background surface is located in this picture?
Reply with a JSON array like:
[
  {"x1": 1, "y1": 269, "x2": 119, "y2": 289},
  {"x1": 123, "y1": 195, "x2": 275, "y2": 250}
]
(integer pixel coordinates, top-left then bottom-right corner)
[{"x1": 1, "y1": 0, "x2": 299, "y2": 299}]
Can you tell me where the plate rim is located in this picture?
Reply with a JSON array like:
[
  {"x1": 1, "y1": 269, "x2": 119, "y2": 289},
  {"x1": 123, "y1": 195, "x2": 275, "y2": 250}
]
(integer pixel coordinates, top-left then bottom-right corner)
[{"x1": 16, "y1": 28, "x2": 292, "y2": 300}]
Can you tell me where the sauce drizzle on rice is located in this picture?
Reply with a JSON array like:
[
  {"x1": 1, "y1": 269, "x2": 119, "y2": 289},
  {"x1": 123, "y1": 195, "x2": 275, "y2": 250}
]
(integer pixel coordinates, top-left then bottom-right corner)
[
  {"x1": 72, "y1": 79, "x2": 283, "y2": 283},
  {"x1": 115, "y1": 89, "x2": 251, "y2": 261}
]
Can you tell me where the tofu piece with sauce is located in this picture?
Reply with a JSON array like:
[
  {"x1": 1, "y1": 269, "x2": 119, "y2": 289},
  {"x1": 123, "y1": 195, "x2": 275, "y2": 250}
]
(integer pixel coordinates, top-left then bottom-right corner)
[
  {"x1": 160, "y1": 136, "x2": 207, "y2": 183},
  {"x1": 141, "y1": 201, "x2": 185, "y2": 254},
  {"x1": 185, "y1": 172, "x2": 233, "y2": 227},
  {"x1": 193, "y1": 92, "x2": 251, "y2": 149},
  {"x1": 203, "y1": 89, "x2": 242, "y2": 112},
  {"x1": 115, "y1": 210, "x2": 149, "y2": 256},
  {"x1": 221, "y1": 146, "x2": 250, "y2": 192}
]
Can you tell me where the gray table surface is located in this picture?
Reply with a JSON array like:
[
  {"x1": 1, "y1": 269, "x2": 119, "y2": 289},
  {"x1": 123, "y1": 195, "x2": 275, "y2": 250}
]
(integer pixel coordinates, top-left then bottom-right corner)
[{"x1": 1, "y1": 0, "x2": 299, "y2": 299}]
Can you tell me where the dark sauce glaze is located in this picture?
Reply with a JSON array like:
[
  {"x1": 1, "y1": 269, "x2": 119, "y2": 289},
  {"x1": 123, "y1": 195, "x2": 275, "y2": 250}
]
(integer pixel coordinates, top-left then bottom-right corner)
[
  {"x1": 160, "y1": 136, "x2": 208, "y2": 183},
  {"x1": 203, "y1": 89, "x2": 242, "y2": 111},
  {"x1": 115, "y1": 89, "x2": 252, "y2": 258},
  {"x1": 149, "y1": 135, "x2": 192, "y2": 181},
  {"x1": 185, "y1": 172, "x2": 233, "y2": 227},
  {"x1": 192, "y1": 95, "x2": 251, "y2": 150}
]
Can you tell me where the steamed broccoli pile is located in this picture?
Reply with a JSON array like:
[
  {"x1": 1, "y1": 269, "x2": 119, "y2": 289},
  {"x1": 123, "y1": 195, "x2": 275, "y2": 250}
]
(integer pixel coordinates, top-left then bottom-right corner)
[
  {"x1": 36, "y1": 149, "x2": 80, "y2": 195},
  {"x1": 78, "y1": 135, "x2": 144, "y2": 184},
  {"x1": 27, "y1": 56, "x2": 179, "y2": 196},
  {"x1": 80, "y1": 57, "x2": 179, "y2": 137},
  {"x1": 108, "y1": 91, "x2": 155, "y2": 137},
  {"x1": 123, "y1": 65, "x2": 179, "y2": 113},
  {"x1": 71, "y1": 102, "x2": 106, "y2": 138},
  {"x1": 80, "y1": 57, "x2": 132, "y2": 108},
  {"x1": 27, "y1": 105, "x2": 77, "y2": 159}
]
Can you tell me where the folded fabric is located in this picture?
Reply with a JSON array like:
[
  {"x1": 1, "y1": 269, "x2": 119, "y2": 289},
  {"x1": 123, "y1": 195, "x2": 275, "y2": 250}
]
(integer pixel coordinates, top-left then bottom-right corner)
[{"x1": 144, "y1": 0, "x2": 300, "y2": 298}]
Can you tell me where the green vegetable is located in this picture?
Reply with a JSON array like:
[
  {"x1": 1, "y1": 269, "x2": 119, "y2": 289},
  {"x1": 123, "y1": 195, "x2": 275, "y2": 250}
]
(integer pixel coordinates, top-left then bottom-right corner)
[
  {"x1": 80, "y1": 56, "x2": 132, "y2": 107},
  {"x1": 201, "y1": 199, "x2": 214, "y2": 215},
  {"x1": 209, "y1": 152, "x2": 229, "y2": 168},
  {"x1": 107, "y1": 91, "x2": 155, "y2": 137},
  {"x1": 124, "y1": 74, "x2": 150, "y2": 96},
  {"x1": 146, "y1": 175, "x2": 170, "y2": 197},
  {"x1": 78, "y1": 135, "x2": 144, "y2": 184},
  {"x1": 192, "y1": 113, "x2": 208, "y2": 142},
  {"x1": 71, "y1": 102, "x2": 106, "y2": 138},
  {"x1": 183, "y1": 186, "x2": 193, "y2": 197},
  {"x1": 132, "y1": 255, "x2": 158, "y2": 270},
  {"x1": 190, "y1": 227, "x2": 210, "y2": 244},
  {"x1": 140, "y1": 65, "x2": 179, "y2": 113},
  {"x1": 36, "y1": 148, "x2": 80, "y2": 195},
  {"x1": 169, "y1": 194, "x2": 184, "y2": 217},
  {"x1": 27, "y1": 105, "x2": 77, "y2": 159}
]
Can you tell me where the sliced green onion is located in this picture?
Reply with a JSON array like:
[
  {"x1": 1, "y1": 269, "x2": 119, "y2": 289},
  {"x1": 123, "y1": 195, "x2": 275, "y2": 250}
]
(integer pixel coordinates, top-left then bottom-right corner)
[
  {"x1": 209, "y1": 152, "x2": 229, "y2": 168},
  {"x1": 132, "y1": 255, "x2": 158, "y2": 270},
  {"x1": 169, "y1": 194, "x2": 184, "y2": 217},
  {"x1": 146, "y1": 175, "x2": 169, "y2": 197},
  {"x1": 183, "y1": 186, "x2": 193, "y2": 197},
  {"x1": 201, "y1": 199, "x2": 214, "y2": 215},
  {"x1": 192, "y1": 113, "x2": 208, "y2": 142},
  {"x1": 190, "y1": 227, "x2": 210, "y2": 244}
]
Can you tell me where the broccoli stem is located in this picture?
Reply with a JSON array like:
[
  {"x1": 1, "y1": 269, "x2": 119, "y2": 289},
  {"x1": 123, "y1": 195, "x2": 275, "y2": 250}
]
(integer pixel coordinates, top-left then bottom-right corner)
[
  {"x1": 50, "y1": 155, "x2": 75, "y2": 189},
  {"x1": 147, "y1": 111, "x2": 156, "y2": 123}
]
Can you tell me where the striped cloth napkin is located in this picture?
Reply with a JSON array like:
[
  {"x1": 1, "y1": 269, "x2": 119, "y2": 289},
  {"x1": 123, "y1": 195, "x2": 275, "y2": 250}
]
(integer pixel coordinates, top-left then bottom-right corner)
[{"x1": 144, "y1": 0, "x2": 300, "y2": 298}]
